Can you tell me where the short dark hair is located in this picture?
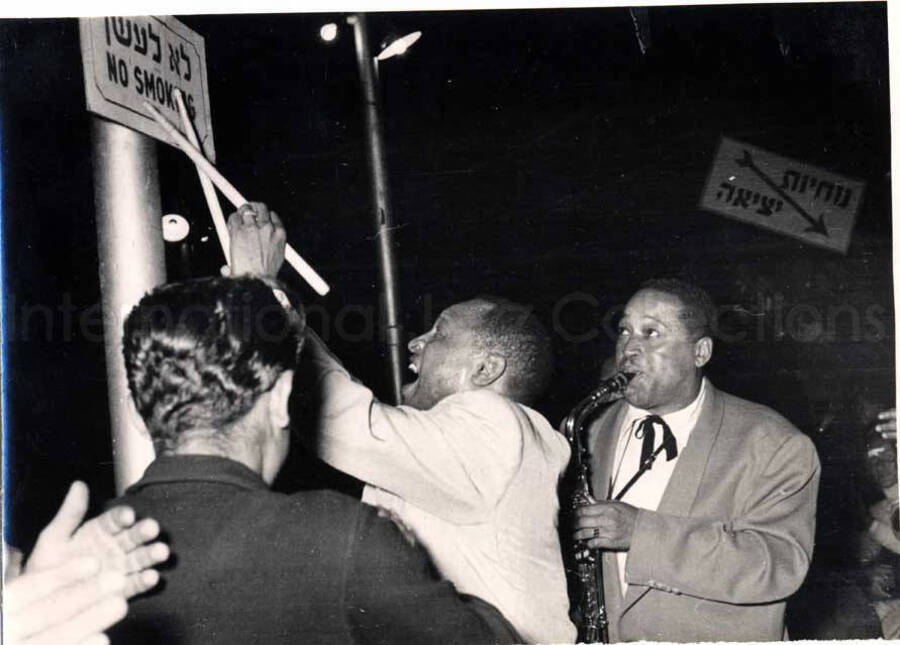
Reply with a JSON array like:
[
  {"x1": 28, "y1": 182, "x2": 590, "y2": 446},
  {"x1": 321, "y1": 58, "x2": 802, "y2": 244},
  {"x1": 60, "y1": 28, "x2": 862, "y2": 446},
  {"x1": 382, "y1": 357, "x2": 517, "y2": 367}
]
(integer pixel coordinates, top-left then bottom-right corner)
[
  {"x1": 123, "y1": 277, "x2": 305, "y2": 454},
  {"x1": 639, "y1": 278, "x2": 717, "y2": 340},
  {"x1": 472, "y1": 297, "x2": 553, "y2": 406}
]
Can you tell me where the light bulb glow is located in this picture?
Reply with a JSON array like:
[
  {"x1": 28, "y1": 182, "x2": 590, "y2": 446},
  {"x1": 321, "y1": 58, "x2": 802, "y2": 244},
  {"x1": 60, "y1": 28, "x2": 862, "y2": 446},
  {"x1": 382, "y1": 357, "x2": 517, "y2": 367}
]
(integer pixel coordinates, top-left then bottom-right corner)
[
  {"x1": 162, "y1": 214, "x2": 190, "y2": 242},
  {"x1": 376, "y1": 30, "x2": 422, "y2": 61},
  {"x1": 320, "y1": 23, "x2": 338, "y2": 42}
]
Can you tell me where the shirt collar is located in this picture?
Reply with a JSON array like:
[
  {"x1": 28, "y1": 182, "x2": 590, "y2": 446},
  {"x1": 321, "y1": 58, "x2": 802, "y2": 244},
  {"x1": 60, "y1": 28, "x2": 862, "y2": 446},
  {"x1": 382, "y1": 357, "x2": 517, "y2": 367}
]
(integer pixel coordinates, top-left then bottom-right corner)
[
  {"x1": 126, "y1": 454, "x2": 269, "y2": 494},
  {"x1": 621, "y1": 376, "x2": 708, "y2": 443}
]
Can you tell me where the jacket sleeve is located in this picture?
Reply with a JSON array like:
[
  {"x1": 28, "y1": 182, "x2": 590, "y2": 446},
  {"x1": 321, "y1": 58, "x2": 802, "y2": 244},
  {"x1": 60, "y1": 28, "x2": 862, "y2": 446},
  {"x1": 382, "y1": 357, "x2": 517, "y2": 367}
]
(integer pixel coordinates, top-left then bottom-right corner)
[
  {"x1": 345, "y1": 507, "x2": 518, "y2": 645},
  {"x1": 304, "y1": 331, "x2": 523, "y2": 524},
  {"x1": 625, "y1": 431, "x2": 820, "y2": 604}
]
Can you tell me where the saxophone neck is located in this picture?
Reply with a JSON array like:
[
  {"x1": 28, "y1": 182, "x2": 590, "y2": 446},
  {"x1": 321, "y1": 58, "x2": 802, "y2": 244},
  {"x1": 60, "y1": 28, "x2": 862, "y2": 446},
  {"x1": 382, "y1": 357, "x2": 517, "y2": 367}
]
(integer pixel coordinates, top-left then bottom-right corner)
[{"x1": 564, "y1": 373, "x2": 633, "y2": 444}]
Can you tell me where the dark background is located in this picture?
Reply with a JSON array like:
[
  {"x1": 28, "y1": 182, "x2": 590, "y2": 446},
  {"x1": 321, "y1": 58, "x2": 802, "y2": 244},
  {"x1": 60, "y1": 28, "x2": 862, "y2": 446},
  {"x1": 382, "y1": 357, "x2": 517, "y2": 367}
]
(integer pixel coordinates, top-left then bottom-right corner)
[{"x1": 1, "y1": 4, "x2": 894, "y2": 638}]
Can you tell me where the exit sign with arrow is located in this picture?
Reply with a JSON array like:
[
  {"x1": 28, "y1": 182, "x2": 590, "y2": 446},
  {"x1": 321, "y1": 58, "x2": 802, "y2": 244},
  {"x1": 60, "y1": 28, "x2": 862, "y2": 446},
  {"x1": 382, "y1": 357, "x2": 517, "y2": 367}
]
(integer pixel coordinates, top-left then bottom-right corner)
[{"x1": 699, "y1": 136, "x2": 864, "y2": 254}]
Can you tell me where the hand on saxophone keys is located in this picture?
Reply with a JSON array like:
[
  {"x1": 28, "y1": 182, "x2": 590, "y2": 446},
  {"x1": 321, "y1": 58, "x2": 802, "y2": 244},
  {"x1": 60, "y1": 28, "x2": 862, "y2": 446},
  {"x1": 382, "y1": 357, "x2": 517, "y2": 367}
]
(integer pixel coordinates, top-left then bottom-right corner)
[{"x1": 573, "y1": 500, "x2": 639, "y2": 551}]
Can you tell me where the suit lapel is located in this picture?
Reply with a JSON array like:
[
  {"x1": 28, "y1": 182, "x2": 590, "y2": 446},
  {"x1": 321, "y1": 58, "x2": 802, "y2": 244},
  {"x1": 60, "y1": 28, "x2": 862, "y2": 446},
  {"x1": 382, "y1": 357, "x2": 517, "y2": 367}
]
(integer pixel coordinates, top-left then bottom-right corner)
[
  {"x1": 619, "y1": 383, "x2": 725, "y2": 618},
  {"x1": 588, "y1": 401, "x2": 627, "y2": 502},
  {"x1": 656, "y1": 383, "x2": 724, "y2": 517}
]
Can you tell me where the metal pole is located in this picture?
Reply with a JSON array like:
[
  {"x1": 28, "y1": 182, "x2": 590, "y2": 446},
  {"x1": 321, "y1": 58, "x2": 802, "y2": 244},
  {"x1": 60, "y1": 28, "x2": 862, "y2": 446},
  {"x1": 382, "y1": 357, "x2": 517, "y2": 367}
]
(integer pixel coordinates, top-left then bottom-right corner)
[
  {"x1": 91, "y1": 117, "x2": 166, "y2": 493},
  {"x1": 349, "y1": 13, "x2": 404, "y2": 405}
]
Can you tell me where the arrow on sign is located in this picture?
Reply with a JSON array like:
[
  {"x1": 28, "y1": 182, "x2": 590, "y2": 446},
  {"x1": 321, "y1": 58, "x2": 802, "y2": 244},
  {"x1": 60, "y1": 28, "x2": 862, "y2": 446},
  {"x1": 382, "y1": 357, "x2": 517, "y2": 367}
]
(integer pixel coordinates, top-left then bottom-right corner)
[{"x1": 735, "y1": 150, "x2": 828, "y2": 236}]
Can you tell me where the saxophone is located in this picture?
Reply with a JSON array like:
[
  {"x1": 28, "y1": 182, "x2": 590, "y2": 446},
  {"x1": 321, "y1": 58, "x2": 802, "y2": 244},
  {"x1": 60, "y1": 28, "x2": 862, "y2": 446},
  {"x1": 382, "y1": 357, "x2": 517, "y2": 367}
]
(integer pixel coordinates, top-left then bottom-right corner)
[{"x1": 562, "y1": 371, "x2": 634, "y2": 644}]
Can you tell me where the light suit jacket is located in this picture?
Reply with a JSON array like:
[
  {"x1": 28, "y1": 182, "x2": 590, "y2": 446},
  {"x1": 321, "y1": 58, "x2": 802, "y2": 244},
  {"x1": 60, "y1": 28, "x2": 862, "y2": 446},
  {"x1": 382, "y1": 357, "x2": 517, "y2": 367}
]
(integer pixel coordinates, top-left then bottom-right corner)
[{"x1": 587, "y1": 382, "x2": 820, "y2": 643}]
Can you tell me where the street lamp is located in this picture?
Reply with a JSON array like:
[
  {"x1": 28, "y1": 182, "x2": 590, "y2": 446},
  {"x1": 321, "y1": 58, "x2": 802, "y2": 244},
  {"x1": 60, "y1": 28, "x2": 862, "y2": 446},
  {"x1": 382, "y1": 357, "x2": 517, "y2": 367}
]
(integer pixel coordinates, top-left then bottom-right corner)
[
  {"x1": 162, "y1": 213, "x2": 190, "y2": 242},
  {"x1": 162, "y1": 213, "x2": 193, "y2": 281},
  {"x1": 318, "y1": 19, "x2": 422, "y2": 60},
  {"x1": 320, "y1": 14, "x2": 422, "y2": 405},
  {"x1": 377, "y1": 30, "x2": 422, "y2": 60},
  {"x1": 319, "y1": 22, "x2": 338, "y2": 42}
]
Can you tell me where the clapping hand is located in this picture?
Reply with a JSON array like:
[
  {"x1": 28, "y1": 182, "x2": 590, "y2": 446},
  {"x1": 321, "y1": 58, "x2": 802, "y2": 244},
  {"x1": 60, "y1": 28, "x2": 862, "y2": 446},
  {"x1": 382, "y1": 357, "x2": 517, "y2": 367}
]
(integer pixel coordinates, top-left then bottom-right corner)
[
  {"x1": 24, "y1": 481, "x2": 169, "y2": 598},
  {"x1": 5, "y1": 481, "x2": 169, "y2": 644},
  {"x1": 5, "y1": 556, "x2": 128, "y2": 645}
]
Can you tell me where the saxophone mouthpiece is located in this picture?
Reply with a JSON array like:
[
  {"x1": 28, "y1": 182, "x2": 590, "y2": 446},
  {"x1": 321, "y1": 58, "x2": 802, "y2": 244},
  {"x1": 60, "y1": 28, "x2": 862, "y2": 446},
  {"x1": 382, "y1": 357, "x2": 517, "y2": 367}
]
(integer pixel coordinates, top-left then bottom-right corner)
[
  {"x1": 604, "y1": 372, "x2": 633, "y2": 399},
  {"x1": 607, "y1": 371, "x2": 634, "y2": 391}
]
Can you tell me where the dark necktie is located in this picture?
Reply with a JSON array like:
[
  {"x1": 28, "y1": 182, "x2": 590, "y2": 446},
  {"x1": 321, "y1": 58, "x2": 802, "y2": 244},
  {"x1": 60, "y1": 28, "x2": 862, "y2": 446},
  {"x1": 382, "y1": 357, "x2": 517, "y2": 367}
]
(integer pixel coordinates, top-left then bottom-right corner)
[{"x1": 634, "y1": 414, "x2": 678, "y2": 467}]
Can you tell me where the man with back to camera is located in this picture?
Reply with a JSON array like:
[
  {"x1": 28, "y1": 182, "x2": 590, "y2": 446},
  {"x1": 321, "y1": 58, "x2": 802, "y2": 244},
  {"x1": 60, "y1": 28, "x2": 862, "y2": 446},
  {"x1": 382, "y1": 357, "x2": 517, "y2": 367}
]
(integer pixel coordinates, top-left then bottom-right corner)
[
  {"x1": 106, "y1": 205, "x2": 519, "y2": 644},
  {"x1": 230, "y1": 203, "x2": 576, "y2": 643},
  {"x1": 573, "y1": 278, "x2": 820, "y2": 642}
]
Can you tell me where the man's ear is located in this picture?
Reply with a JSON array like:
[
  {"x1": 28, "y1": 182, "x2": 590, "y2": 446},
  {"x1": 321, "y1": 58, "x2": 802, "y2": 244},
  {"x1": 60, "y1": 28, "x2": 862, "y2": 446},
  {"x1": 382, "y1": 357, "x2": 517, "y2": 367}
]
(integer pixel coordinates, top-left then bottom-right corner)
[
  {"x1": 267, "y1": 369, "x2": 294, "y2": 431},
  {"x1": 471, "y1": 353, "x2": 507, "y2": 388},
  {"x1": 694, "y1": 337, "x2": 713, "y2": 368}
]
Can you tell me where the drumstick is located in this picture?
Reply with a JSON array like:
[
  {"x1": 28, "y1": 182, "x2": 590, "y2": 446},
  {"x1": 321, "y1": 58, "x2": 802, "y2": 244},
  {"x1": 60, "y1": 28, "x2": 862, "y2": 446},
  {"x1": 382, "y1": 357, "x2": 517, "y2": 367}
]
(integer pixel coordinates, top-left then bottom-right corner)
[
  {"x1": 173, "y1": 89, "x2": 230, "y2": 264},
  {"x1": 143, "y1": 101, "x2": 330, "y2": 296}
]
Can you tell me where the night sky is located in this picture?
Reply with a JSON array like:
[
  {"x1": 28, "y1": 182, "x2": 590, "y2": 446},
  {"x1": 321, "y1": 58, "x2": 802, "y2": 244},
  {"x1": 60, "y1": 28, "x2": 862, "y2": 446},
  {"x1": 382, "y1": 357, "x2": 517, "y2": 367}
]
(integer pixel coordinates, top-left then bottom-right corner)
[{"x1": 1, "y1": 4, "x2": 894, "y2": 634}]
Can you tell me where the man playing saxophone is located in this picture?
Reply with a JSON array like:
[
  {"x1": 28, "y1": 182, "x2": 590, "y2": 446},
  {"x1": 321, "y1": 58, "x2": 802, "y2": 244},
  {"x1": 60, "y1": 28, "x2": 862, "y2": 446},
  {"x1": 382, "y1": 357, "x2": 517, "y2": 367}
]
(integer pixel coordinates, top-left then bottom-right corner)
[{"x1": 573, "y1": 278, "x2": 820, "y2": 642}]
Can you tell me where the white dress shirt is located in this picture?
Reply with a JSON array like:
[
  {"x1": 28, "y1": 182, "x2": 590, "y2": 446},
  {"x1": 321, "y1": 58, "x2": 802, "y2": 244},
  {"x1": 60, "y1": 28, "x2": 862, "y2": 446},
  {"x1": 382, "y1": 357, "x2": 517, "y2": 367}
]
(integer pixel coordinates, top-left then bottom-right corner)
[{"x1": 610, "y1": 377, "x2": 709, "y2": 594}]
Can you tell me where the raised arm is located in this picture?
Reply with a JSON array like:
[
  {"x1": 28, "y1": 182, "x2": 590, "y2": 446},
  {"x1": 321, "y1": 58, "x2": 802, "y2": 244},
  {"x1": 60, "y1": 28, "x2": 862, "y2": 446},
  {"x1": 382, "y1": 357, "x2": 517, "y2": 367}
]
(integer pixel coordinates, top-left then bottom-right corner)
[
  {"x1": 307, "y1": 342, "x2": 523, "y2": 524},
  {"x1": 222, "y1": 203, "x2": 524, "y2": 523}
]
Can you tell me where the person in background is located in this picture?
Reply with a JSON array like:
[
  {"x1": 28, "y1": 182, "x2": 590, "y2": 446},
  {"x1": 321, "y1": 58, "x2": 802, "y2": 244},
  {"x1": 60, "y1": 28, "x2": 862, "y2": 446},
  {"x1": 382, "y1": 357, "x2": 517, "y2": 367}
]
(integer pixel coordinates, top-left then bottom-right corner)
[
  {"x1": 4, "y1": 480, "x2": 168, "y2": 645},
  {"x1": 858, "y1": 433, "x2": 900, "y2": 638},
  {"x1": 872, "y1": 406, "x2": 898, "y2": 540}
]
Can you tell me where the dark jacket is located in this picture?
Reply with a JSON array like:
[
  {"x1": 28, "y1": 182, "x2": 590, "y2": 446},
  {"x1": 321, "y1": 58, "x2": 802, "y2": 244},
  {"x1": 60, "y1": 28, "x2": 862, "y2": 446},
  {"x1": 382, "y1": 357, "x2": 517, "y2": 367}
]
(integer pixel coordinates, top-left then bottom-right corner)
[{"x1": 109, "y1": 455, "x2": 516, "y2": 644}]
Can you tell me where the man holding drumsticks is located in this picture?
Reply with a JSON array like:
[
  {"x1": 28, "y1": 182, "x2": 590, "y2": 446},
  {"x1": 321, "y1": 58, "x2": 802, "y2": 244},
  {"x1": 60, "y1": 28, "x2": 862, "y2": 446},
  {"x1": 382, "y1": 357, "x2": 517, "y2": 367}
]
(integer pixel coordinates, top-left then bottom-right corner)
[{"x1": 226, "y1": 202, "x2": 576, "y2": 644}]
